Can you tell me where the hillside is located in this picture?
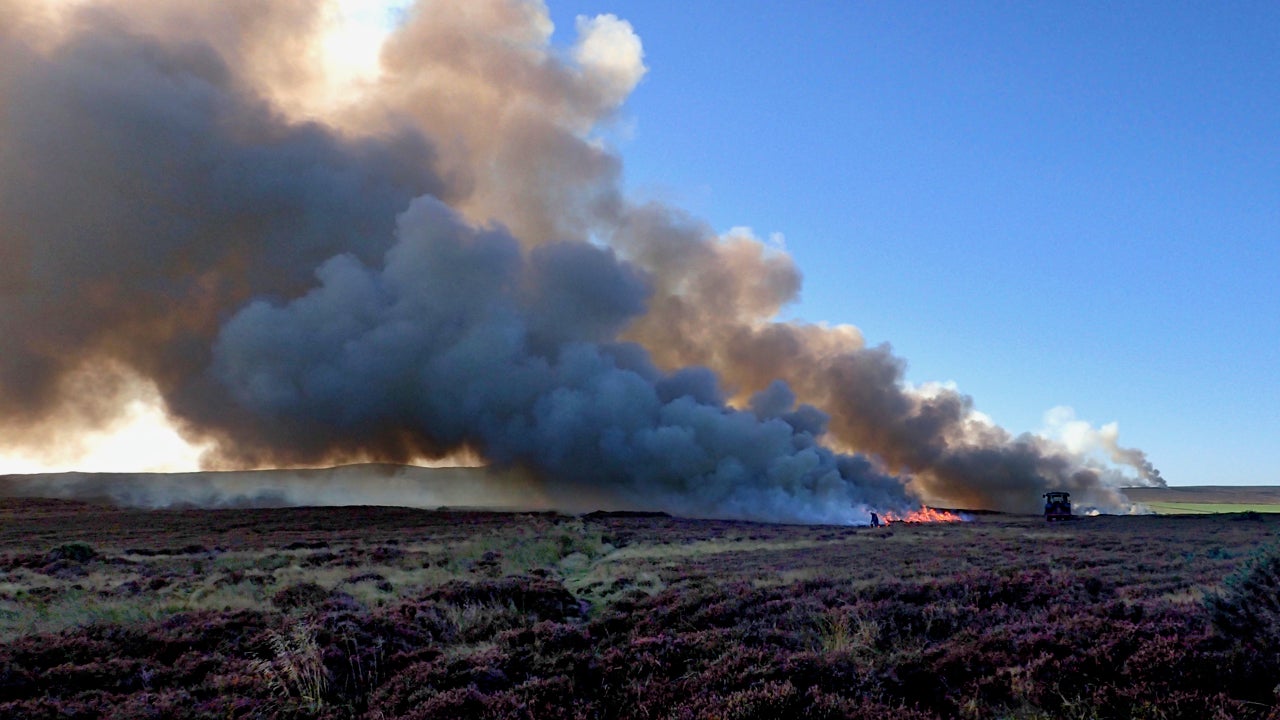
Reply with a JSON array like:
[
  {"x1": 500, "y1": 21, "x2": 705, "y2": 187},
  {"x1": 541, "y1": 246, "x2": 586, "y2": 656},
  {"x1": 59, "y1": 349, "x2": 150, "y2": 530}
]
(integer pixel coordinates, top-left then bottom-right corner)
[{"x1": 1123, "y1": 485, "x2": 1280, "y2": 505}]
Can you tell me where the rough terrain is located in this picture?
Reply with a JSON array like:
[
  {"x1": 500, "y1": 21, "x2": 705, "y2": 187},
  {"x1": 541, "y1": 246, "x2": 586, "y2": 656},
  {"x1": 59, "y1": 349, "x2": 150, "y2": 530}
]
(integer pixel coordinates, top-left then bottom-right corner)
[{"x1": 1, "y1": 499, "x2": 1278, "y2": 719}]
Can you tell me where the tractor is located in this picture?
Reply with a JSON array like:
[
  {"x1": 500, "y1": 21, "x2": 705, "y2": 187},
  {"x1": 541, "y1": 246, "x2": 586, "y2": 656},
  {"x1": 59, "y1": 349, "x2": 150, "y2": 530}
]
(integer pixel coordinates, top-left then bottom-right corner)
[{"x1": 1043, "y1": 491, "x2": 1072, "y2": 521}]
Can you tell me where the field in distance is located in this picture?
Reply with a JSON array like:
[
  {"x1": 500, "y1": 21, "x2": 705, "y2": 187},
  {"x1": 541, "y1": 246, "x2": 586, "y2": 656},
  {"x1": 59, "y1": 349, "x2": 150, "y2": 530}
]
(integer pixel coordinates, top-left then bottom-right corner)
[{"x1": 1125, "y1": 485, "x2": 1280, "y2": 514}]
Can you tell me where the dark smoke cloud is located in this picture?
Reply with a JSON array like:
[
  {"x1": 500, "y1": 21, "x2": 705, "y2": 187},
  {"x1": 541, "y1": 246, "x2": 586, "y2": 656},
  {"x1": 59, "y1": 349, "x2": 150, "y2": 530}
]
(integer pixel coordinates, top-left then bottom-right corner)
[
  {"x1": 0, "y1": 0, "x2": 443, "y2": 451},
  {"x1": 0, "y1": 465, "x2": 554, "y2": 511},
  {"x1": 206, "y1": 197, "x2": 908, "y2": 523},
  {"x1": 609, "y1": 205, "x2": 1164, "y2": 513},
  {"x1": 0, "y1": 0, "x2": 1161, "y2": 519}
]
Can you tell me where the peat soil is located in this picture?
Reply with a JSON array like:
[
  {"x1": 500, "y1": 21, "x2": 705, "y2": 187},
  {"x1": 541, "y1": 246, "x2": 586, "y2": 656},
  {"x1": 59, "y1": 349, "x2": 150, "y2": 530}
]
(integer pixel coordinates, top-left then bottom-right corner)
[{"x1": 0, "y1": 498, "x2": 1278, "y2": 719}]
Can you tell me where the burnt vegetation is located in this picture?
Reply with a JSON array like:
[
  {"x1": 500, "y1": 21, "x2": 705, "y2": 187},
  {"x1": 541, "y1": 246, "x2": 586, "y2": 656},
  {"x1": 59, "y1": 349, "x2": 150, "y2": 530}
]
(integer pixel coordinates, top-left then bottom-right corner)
[{"x1": 0, "y1": 499, "x2": 1277, "y2": 719}]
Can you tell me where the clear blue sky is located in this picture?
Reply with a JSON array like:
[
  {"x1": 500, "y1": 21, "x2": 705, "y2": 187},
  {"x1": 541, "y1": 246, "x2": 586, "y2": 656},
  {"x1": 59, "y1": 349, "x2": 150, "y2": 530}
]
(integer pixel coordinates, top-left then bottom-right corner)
[{"x1": 547, "y1": 2, "x2": 1280, "y2": 486}]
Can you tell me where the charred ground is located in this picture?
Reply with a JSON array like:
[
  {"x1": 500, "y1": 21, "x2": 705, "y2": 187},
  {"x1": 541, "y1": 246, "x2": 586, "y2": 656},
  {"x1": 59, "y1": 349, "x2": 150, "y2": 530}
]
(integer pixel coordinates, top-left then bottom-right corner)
[{"x1": 0, "y1": 500, "x2": 1278, "y2": 719}]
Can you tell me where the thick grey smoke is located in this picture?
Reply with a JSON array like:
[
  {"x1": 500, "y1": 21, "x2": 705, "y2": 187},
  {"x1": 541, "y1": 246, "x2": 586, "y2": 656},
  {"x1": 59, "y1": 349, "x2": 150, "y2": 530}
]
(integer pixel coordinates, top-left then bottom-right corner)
[
  {"x1": 0, "y1": 0, "x2": 444, "y2": 453},
  {"x1": 0, "y1": 0, "x2": 1162, "y2": 519},
  {"x1": 0, "y1": 465, "x2": 556, "y2": 511},
  {"x1": 609, "y1": 205, "x2": 1164, "y2": 514},
  {"x1": 206, "y1": 197, "x2": 907, "y2": 523}
]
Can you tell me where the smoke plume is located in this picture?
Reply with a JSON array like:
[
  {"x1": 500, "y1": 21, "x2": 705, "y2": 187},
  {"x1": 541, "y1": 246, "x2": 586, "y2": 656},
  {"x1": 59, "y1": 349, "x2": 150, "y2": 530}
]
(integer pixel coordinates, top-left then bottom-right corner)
[
  {"x1": 0, "y1": 0, "x2": 1162, "y2": 520},
  {"x1": 0, "y1": 465, "x2": 557, "y2": 512}
]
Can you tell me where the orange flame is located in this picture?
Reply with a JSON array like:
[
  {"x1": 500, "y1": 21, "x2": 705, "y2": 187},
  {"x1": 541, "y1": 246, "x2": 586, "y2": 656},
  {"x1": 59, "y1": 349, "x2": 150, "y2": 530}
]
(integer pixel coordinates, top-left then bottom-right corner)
[{"x1": 881, "y1": 506, "x2": 965, "y2": 524}]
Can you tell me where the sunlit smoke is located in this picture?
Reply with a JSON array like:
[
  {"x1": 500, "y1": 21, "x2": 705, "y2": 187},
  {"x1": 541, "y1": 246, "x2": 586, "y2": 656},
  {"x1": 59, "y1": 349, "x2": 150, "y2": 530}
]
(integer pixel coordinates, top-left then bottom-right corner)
[
  {"x1": 0, "y1": 0, "x2": 1162, "y2": 520},
  {"x1": 1042, "y1": 406, "x2": 1163, "y2": 485}
]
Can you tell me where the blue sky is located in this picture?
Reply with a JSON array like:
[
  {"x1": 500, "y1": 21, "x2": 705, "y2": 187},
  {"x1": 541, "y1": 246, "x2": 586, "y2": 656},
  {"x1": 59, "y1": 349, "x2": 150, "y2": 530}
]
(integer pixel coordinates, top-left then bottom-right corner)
[{"x1": 548, "y1": 2, "x2": 1279, "y2": 486}]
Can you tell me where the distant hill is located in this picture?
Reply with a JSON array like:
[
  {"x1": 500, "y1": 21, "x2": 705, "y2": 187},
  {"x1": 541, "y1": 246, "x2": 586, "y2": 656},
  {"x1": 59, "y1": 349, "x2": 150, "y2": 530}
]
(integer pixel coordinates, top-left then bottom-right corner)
[
  {"x1": 1123, "y1": 486, "x2": 1280, "y2": 505},
  {"x1": 0, "y1": 464, "x2": 553, "y2": 511}
]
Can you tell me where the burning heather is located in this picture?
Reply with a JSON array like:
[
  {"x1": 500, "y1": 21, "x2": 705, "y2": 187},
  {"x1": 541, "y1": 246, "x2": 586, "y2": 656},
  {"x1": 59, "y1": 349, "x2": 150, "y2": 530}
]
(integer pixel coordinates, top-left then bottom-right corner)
[
  {"x1": 881, "y1": 507, "x2": 967, "y2": 525},
  {"x1": 0, "y1": 0, "x2": 1163, "y2": 522}
]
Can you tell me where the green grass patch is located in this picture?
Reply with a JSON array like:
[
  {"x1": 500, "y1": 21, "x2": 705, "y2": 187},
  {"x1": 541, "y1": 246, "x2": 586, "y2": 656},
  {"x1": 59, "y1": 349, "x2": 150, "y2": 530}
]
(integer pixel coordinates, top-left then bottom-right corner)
[{"x1": 1143, "y1": 502, "x2": 1280, "y2": 515}]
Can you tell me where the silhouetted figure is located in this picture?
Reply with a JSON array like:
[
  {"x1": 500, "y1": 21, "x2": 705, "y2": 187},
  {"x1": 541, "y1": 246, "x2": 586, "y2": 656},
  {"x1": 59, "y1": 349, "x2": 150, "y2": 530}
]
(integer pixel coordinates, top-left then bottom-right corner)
[{"x1": 870, "y1": 512, "x2": 881, "y2": 527}]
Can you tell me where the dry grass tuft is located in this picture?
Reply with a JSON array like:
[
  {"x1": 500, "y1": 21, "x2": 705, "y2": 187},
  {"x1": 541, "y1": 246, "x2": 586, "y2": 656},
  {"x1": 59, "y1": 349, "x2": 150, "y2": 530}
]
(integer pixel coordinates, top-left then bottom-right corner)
[{"x1": 251, "y1": 621, "x2": 330, "y2": 713}]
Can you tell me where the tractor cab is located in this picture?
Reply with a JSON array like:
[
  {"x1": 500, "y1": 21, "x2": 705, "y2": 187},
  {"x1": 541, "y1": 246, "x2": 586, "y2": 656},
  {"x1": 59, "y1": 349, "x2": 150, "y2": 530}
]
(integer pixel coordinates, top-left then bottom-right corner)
[{"x1": 1043, "y1": 491, "x2": 1072, "y2": 521}]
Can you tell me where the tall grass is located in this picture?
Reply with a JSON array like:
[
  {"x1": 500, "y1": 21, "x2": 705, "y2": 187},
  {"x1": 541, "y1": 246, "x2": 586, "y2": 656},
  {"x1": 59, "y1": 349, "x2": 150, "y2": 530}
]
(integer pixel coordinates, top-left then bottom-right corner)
[{"x1": 252, "y1": 621, "x2": 330, "y2": 713}]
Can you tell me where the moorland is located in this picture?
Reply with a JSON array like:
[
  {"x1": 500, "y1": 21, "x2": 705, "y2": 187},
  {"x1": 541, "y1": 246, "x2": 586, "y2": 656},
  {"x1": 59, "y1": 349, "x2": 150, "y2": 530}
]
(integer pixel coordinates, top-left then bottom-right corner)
[
  {"x1": 1125, "y1": 485, "x2": 1280, "y2": 516},
  {"x1": 0, "y1": 497, "x2": 1278, "y2": 719}
]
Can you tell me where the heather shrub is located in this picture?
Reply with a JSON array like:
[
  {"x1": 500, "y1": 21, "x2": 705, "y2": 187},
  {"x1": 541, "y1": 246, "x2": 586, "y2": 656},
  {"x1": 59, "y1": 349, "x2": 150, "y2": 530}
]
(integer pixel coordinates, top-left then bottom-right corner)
[
  {"x1": 670, "y1": 679, "x2": 806, "y2": 720},
  {"x1": 1202, "y1": 543, "x2": 1280, "y2": 707},
  {"x1": 272, "y1": 581, "x2": 334, "y2": 610},
  {"x1": 422, "y1": 577, "x2": 582, "y2": 626},
  {"x1": 44, "y1": 542, "x2": 97, "y2": 564},
  {"x1": 1206, "y1": 543, "x2": 1280, "y2": 649}
]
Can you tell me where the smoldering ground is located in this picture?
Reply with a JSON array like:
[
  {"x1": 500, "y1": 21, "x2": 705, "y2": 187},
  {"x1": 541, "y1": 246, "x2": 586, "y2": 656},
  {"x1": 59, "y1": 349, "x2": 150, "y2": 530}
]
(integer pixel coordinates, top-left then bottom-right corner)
[{"x1": 0, "y1": 0, "x2": 1162, "y2": 521}]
